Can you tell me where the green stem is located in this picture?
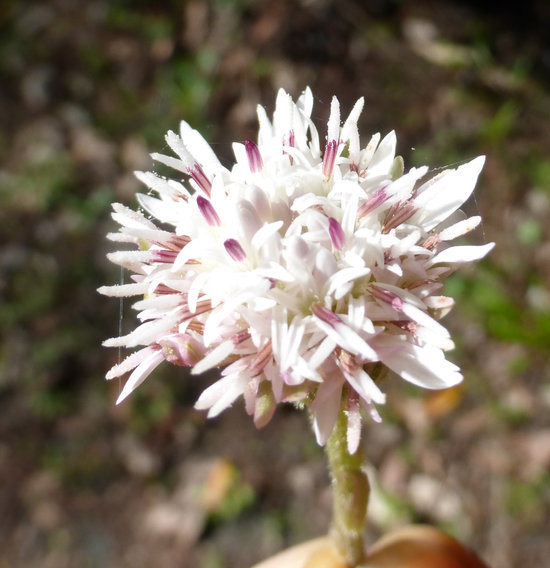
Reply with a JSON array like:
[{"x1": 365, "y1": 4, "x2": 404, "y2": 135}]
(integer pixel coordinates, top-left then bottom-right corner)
[{"x1": 325, "y1": 397, "x2": 369, "y2": 567}]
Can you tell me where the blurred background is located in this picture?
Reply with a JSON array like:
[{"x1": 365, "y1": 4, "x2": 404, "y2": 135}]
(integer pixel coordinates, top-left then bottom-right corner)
[{"x1": 1, "y1": 0, "x2": 549, "y2": 566}]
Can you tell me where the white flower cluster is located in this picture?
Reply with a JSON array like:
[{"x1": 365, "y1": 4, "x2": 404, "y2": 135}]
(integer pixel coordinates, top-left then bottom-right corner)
[{"x1": 99, "y1": 88, "x2": 493, "y2": 452}]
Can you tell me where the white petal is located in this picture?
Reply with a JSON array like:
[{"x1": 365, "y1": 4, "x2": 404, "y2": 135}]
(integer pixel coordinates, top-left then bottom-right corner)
[
  {"x1": 251, "y1": 221, "x2": 283, "y2": 252},
  {"x1": 311, "y1": 377, "x2": 344, "y2": 446},
  {"x1": 111, "y1": 202, "x2": 157, "y2": 230},
  {"x1": 439, "y1": 216, "x2": 481, "y2": 241},
  {"x1": 307, "y1": 336, "x2": 337, "y2": 370},
  {"x1": 341, "y1": 97, "x2": 364, "y2": 162},
  {"x1": 412, "y1": 156, "x2": 485, "y2": 231},
  {"x1": 98, "y1": 282, "x2": 149, "y2": 297},
  {"x1": 257, "y1": 104, "x2": 273, "y2": 148},
  {"x1": 116, "y1": 350, "x2": 164, "y2": 404},
  {"x1": 135, "y1": 171, "x2": 189, "y2": 200},
  {"x1": 165, "y1": 130, "x2": 194, "y2": 165},
  {"x1": 401, "y1": 303, "x2": 450, "y2": 338},
  {"x1": 429, "y1": 242, "x2": 495, "y2": 265},
  {"x1": 179, "y1": 121, "x2": 221, "y2": 166},
  {"x1": 346, "y1": 399, "x2": 362, "y2": 455},
  {"x1": 106, "y1": 347, "x2": 155, "y2": 380},
  {"x1": 150, "y1": 152, "x2": 189, "y2": 174},
  {"x1": 136, "y1": 193, "x2": 181, "y2": 224},
  {"x1": 192, "y1": 340, "x2": 235, "y2": 375},
  {"x1": 345, "y1": 368, "x2": 386, "y2": 405},
  {"x1": 327, "y1": 267, "x2": 371, "y2": 299},
  {"x1": 194, "y1": 373, "x2": 248, "y2": 417},
  {"x1": 314, "y1": 318, "x2": 377, "y2": 360},
  {"x1": 366, "y1": 130, "x2": 396, "y2": 176},
  {"x1": 380, "y1": 341, "x2": 463, "y2": 390},
  {"x1": 327, "y1": 96, "x2": 341, "y2": 142},
  {"x1": 281, "y1": 317, "x2": 306, "y2": 372}
]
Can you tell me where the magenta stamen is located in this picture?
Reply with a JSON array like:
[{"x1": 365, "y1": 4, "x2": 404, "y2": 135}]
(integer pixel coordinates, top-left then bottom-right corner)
[
  {"x1": 328, "y1": 217, "x2": 345, "y2": 250},
  {"x1": 357, "y1": 188, "x2": 389, "y2": 219},
  {"x1": 382, "y1": 201, "x2": 417, "y2": 233},
  {"x1": 322, "y1": 139, "x2": 338, "y2": 179},
  {"x1": 187, "y1": 163, "x2": 211, "y2": 196},
  {"x1": 283, "y1": 130, "x2": 295, "y2": 148},
  {"x1": 282, "y1": 130, "x2": 295, "y2": 164},
  {"x1": 245, "y1": 140, "x2": 264, "y2": 173},
  {"x1": 393, "y1": 321, "x2": 418, "y2": 334},
  {"x1": 196, "y1": 196, "x2": 221, "y2": 226},
  {"x1": 422, "y1": 234, "x2": 441, "y2": 250},
  {"x1": 249, "y1": 340, "x2": 272, "y2": 376},
  {"x1": 150, "y1": 249, "x2": 179, "y2": 263},
  {"x1": 370, "y1": 285, "x2": 404, "y2": 311},
  {"x1": 163, "y1": 235, "x2": 191, "y2": 252},
  {"x1": 312, "y1": 303, "x2": 342, "y2": 327},
  {"x1": 224, "y1": 238, "x2": 247, "y2": 262},
  {"x1": 232, "y1": 329, "x2": 251, "y2": 345},
  {"x1": 179, "y1": 298, "x2": 212, "y2": 320}
]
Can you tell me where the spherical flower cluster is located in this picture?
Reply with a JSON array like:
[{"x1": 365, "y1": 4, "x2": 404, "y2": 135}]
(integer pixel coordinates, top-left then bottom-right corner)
[{"x1": 99, "y1": 88, "x2": 493, "y2": 452}]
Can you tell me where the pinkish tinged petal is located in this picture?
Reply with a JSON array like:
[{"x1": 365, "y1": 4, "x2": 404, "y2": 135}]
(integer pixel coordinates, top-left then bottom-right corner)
[
  {"x1": 328, "y1": 217, "x2": 345, "y2": 250},
  {"x1": 224, "y1": 238, "x2": 247, "y2": 262},
  {"x1": 159, "y1": 333, "x2": 204, "y2": 366},
  {"x1": 357, "y1": 188, "x2": 389, "y2": 219},
  {"x1": 187, "y1": 163, "x2": 211, "y2": 196},
  {"x1": 282, "y1": 130, "x2": 295, "y2": 148},
  {"x1": 370, "y1": 284, "x2": 404, "y2": 311},
  {"x1": 196, "y1": 195, "x2": 221, "y2": 226},
  {"x1": 282, "y1": 130, "x2": 295, "y2": 164},
  {"x1": 312, "y1": 303, "x2": 342, "y2": 327},
  {"x1": 245, "y1": 140, "x2": 263, "y2": 173},
  {"x1": 322, "y1": 139, "x2": 338, "y2": 179}
]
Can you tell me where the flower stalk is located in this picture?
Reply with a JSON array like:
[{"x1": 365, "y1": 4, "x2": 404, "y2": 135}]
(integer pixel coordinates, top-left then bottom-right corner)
[{"x1": 326, "y1": 391, "x2": 369, "y2": 567}]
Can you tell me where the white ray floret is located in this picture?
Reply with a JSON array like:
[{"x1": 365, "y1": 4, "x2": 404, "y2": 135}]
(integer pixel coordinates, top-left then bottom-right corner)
[{"x1": 100, "y1": 87, "x2": 494, "y2": 447}]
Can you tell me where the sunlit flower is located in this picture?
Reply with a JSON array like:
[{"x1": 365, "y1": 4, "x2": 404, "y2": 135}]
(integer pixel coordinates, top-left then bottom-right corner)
[{"x1": 99, "y1": 87, "x2": 493, "y2": 452}]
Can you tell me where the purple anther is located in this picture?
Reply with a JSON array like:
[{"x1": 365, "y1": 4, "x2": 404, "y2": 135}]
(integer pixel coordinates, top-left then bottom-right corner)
[
  {"x1": 328, "y1": 217, "x2": 345, "y2": 251},
  {"x1": 312, "y1": 303, "x2": 342, "y2": 327},
  {"x1": 245, "y1": 140, "x2": 264, "y2": 173},
  {"x1": 196, "y1": 195, "x2": 221, "y2": 226},
  {"x1": 369, "y1": 285, "x2": 404, "y2": 311},
  {"x1": 322, "y1": 139, "x2": 338, "y2": 179},
  {"x1": 224, "y1": 238, "x2": 247, "y2": 262},
  {"x1": 187, "y1": 163, "x2": 211, "y2": 196}
]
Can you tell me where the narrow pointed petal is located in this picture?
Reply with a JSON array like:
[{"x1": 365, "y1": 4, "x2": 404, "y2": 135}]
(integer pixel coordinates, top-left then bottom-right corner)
[{"x1": 116, "y1": 350, "x2": 164, "y2": 404}]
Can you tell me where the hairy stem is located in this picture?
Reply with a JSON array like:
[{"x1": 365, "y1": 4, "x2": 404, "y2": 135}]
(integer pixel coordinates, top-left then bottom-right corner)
[{"x1": 325, "y1": 398, "x2": 369, "y2": 566}]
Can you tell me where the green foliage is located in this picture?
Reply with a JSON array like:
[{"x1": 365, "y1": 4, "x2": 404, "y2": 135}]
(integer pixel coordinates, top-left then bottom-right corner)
[
  {"x1": 480, "y1": 101, "x2": 519, "y2": 146},
  {"x1": 446, "y1": 266, "x2": 550, "y2": 349},
  {"x1": 505, "y1": 474, "x2": 550, "y2": 520},
  {"x1": 206, "y1": 464, "x2": 256, "y2": 525},
  {"x1": 516, "y1": 219, "x2": 542, "y2": 246}
]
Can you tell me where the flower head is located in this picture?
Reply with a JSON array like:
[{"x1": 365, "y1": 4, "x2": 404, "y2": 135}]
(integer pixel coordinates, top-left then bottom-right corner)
[{"x1": 99, "y1": 88, "x2": 493, "y2": 453}]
